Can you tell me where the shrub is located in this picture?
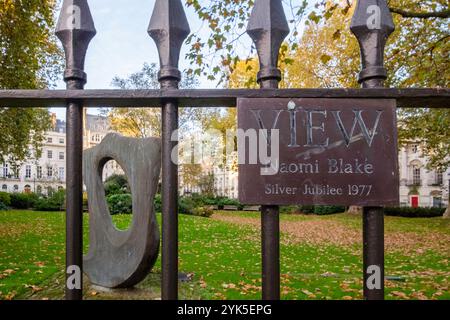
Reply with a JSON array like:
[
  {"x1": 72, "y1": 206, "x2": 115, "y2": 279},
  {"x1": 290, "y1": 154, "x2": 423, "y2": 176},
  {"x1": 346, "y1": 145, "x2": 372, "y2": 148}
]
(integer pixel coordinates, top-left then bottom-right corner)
[
  {"x1": 179, "y1": 196, "x2": 195, "y2": 215},
  {"x1": 384, "y1": 207, "x2": 445, "y2": 218},
  {"x1": 10, "y1": 192, "x2": 38, "y2": 209},
  {"x1": 107, "y1": 194, "x2": 132, "y2": 215},
  {"x1": 34, "y1": 190, "x2": 66, "y2": 211},
  {"x1": 280, "y1": 206, "x2": 300, "y2": 214},
  {"x1": 104, "y1": 182, "x2": 123, "y2": 197},
  {"x1": 0, "y1": 201, "x2": 9, "y2": 211},
  {"x1": 154, "y1": 193, "x2": 162, "y2": 212},
  {"x1": 104, "y1": 174, "x2": 129, "y2": 196},
  {"x1": 0, "y1": 192, "x2": 11, "y2": 207},
  {"x1": 314, "y1": 205, "x2": 346, "y2": 215},
  {"x1": 216, "y1": 197, "x2": 241, "y2": 210},
  {"x1": 191, "y1": 206, "x2": 214, "y2": 218},
  {"x1": 296, "y1": 205, "x2": 345, "y2": 215},
  {"x1": 298, "y1": 205, "x2": 315, "y2": 214}
]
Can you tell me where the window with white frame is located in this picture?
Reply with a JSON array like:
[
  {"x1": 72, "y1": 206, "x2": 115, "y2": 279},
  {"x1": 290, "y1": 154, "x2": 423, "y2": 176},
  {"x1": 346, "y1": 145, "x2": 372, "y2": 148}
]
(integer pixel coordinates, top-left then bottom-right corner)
[
  {"x1": 37, "y1": 166, "x2": 42, "y2": 179},
  {"x1": 2, "y1": 163, "x2": 8, "y2": 178},
  {"x1": 48, "y1": 150, "x2": 53, "y2": 159},
  {"x1": 47, "y1": 166, "x2": 53, "y2": 178},
  {"x1": 59, "y1": 167, "x2": 65, "y2": 180},
  {"x1": 59, "y1": 152, "x2": 64, "y2": 160},
  {"x1": 25, "y1": 165, "x2": 31, "y2": 179},
  {"x1": 47, "y1": 137, "x2": 53, "y2": 143},
  {"x1": 59, "y1": 138, "x2": 64, "y2": 144},
  {"x1": 413, "y1": 167, "x2": 421, "y2": 185}
]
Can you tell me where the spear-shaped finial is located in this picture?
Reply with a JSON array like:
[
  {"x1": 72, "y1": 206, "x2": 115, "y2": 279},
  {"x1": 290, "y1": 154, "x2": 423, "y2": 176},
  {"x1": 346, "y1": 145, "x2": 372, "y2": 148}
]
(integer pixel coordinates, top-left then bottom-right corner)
[
  {"x1": 247, "y1": 0, "x2": 290, "y2": 88},
  {"x1": 148, "y1": 0, "x2": 190, "y2": 86},
  {"x1": 56, "y1": 0, "x2": 96, "y2": 87},
  {"x1": 350, "y1": 0, "x2": 394, "y2": 87}
]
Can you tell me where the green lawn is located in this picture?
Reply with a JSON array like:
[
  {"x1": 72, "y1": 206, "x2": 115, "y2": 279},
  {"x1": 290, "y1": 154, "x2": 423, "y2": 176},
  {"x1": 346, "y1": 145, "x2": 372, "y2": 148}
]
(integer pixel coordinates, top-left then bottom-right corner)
[{"x1": 0, "y1": 210, "x2": 448, "y2": 300}]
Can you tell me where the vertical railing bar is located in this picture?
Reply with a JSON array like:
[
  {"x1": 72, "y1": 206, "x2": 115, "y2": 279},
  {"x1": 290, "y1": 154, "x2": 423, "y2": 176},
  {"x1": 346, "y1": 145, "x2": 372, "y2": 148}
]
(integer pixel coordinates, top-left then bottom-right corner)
[
  {"x1": 56, "y1": 0, "x2": 96, "y2": 300},
  {"x1": 161, "y1": 97, "x2": 179, "y2": 300},
  {"x1": 351, "y1": 0, "x2": 395, "y2": 300},
  {"x1": 148, "y1": 0, "x2": 190, "y2": 300},
  {"x1": 247, "y1": 0, "x2": 290, "y2": 300}
]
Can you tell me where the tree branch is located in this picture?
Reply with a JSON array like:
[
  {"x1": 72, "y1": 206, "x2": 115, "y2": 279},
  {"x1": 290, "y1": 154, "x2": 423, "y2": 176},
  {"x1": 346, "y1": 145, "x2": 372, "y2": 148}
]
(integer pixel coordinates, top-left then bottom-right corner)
[{"x1": 390, "y1": 7, "x2": 450, "y2": 19}]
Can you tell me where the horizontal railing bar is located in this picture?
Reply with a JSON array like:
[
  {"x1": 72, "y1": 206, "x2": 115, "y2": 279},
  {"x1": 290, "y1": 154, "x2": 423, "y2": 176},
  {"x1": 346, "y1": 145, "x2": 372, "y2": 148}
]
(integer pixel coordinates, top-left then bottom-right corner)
[{"x1": 0, "y1": 88, "x2": 448, "y2": 108}]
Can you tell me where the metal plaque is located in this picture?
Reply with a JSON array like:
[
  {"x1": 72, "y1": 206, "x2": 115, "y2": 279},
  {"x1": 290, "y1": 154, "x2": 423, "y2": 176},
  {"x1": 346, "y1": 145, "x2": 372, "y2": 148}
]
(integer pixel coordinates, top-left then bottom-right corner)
[{"x1": 238, "y1": 98, "x2": 399, "y2": 206}]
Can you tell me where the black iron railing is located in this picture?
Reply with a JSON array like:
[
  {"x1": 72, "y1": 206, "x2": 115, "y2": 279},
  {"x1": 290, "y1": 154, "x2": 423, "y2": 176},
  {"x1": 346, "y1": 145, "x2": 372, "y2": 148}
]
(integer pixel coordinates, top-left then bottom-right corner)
[{"x1": 0, "y1": 0, "x2": 449, "y2": 301}]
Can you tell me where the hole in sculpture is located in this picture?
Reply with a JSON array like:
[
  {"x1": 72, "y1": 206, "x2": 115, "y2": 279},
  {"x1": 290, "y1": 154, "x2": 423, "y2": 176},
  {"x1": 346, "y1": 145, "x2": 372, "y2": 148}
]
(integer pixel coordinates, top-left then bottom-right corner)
[{"x1": 102, "y1": 160, "x2": 132, "y2": 231}]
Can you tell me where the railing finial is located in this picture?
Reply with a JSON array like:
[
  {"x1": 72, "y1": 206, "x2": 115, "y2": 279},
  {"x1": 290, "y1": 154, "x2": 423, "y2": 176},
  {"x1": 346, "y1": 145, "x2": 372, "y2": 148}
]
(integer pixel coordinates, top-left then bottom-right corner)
[
  {"x1": 351, "y1": 0, "x2": 395, "y2": 87},
  {"x1": 56, "y1": 0, "x2": 96, "y2": 87},
  {"x1": 148, "y1": 0, "x2": 190, "y2": 87},
  {"x1": 247, "y1": 0, "x2": 290, "y2": 88}
]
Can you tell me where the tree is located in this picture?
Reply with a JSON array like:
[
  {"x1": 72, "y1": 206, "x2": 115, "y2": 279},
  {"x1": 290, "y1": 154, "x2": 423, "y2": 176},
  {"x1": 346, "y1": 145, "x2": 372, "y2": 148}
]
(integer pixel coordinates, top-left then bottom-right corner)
[
  {"x1": 109, "y1": 63, "x2": 210, "y2": 138},
  {"x1": 198, "y1": 172, "x2": 215, "y2": 196},
  {"x1": 0, "y1": 0, "x2": 62, "y2": 168},
  {"x1": 216, "y1": 0, "x2": 449, "y2": 170},
  {"x1": 185, "y1": 0, "x2": 449, "y2": 82}
]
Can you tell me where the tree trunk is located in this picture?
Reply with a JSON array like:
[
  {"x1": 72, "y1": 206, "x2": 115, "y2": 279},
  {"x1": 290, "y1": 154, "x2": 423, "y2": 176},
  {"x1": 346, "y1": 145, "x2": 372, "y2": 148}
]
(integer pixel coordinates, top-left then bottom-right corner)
[{"x1": 444, "y1": 206, "x2": 450, "y2": 219}]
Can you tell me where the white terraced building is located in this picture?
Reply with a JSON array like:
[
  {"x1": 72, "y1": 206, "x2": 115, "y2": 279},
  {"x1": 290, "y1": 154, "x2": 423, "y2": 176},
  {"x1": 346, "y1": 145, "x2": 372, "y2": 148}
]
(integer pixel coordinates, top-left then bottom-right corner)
[
  {"x1": 398, "y1": 143, "x2": 449, "y2": 208},
  {"x1": 0, "y1": 113, "x2": 122, "y2": 195},
  {"x1": 1, "y1": 113, "x2": 448, "y2": 208}
]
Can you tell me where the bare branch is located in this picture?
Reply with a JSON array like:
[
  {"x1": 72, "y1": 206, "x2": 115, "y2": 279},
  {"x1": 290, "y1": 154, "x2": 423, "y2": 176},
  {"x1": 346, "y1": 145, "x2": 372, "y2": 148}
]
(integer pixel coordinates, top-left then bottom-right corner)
[{"x1": 390, "y1": 8, "x2": 450, "y2": 19}]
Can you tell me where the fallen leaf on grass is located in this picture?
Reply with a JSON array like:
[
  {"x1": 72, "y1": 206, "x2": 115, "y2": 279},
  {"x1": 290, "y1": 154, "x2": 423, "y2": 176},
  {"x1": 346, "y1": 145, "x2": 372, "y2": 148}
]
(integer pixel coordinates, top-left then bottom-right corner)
[
  {"x1": 301, "y1": 289, "x2": 316, "y2": 298},
  {"x1": 391, "y1": 291, "x2": 410, "y2": 299},
  {"x1": 5, "y1": 291, "x2": 16, "y2": 300},
  {"x1": 3, "y1": 269, "x2": 15, "y2": 275}
]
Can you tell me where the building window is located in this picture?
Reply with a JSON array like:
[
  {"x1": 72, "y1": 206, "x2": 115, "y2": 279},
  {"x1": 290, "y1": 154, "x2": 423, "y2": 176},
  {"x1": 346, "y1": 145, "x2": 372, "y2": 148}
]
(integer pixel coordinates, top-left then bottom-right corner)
[
  {"x1": 413, "y1": 167, "x2": 421, "y2": 185},
  {"x1": 437, "y1": 171, "x2": 443, "y2": 185},
  {"x1": 59, "y1": 152, "x2": 65, "y2": 160},
  {"x1": 59, "y1": 167, "x2": 65, "y2": 180},
  {"x1": 47, "y1": 137, "x2": 53, "y2": 143},
  {"x1": 411, "y1": 144, "x2": 418, "y2": 153},
  {"x1": 13, "y1": 185, "x2": 19, "y2": 191},
  {"x1": 2, "y1": 185, "x2": 6, "y2": 191},
  {"x1": 2, "y1": 164, "x2": 8, "y2": 178},
  {"x1": 47, "y1": 166, "x2": 53, "y2": 178},
  {"x1": 36, "y1": 185, "x2": 42, "y2": 194},
  {"x1": 25, "y1": 165, "x2": 31, "y2": 179},
  {"x1": 37, "y1": 166, "x2": 42, "y2": 179},
  {"x1": 48, "y1": 150, "x2": 53, "y2": 159},
  {"x1": 24, "y1": 185, "x2": 31, "y2": 193},
  {"x1": 59, "y1": 138, "x2": 64, "y2": 144},
  {"x1": 433, "y1": 197, "x2": 443, "y2": 208}
]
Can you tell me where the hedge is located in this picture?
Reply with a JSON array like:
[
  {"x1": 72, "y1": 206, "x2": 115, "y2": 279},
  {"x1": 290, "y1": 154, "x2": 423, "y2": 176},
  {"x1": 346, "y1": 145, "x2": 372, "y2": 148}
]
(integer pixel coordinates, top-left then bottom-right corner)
[
  {"x1": 295, "y1": 205, "x2": 346, "y2": 215},
  {"x1": 0, "y1": 192, "x2": 11, "y2": 207},
  {"x1": 10, "y1": 192, "x2": 38, "y2": 209},
  {"x1": 0, "y1": 201, "x2": 9, "y2": 211},
  {"x1": 34, "y1": 190, "x2": 66, "y2": 211},
  {"x1": 384, "y1": 207, "x2": 445, "y2": 218}
]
